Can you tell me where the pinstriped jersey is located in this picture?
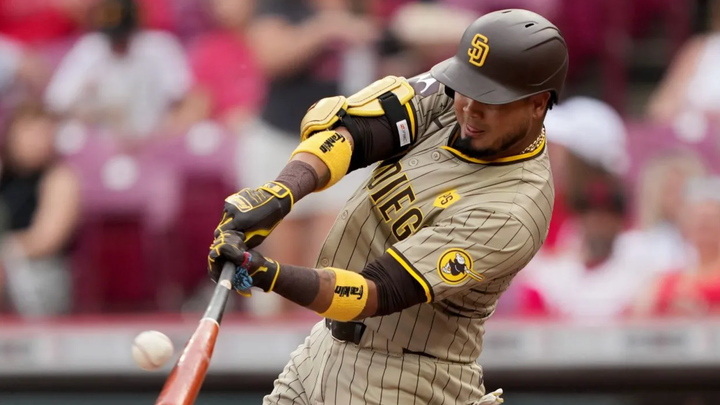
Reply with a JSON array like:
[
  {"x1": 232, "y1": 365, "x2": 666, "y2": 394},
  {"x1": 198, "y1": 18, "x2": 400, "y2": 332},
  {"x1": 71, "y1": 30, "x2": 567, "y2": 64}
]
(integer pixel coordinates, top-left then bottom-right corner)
[{"x1": 315, "y1": 72, "x2": 554, "y2": 362}]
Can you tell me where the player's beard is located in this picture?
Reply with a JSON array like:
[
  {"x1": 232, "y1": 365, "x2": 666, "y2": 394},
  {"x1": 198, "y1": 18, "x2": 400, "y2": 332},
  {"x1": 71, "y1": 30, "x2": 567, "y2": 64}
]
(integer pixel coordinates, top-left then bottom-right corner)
[{"x1": 453, "y1": 124, "x2": 529, "y2": 160}]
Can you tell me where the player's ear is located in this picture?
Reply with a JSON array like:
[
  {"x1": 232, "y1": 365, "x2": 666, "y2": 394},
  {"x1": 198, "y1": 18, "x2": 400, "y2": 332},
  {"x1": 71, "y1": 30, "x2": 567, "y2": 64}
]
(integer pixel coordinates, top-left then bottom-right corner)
[{"x1": 530, "y1": 93, "x2": 551, "y2": 119}]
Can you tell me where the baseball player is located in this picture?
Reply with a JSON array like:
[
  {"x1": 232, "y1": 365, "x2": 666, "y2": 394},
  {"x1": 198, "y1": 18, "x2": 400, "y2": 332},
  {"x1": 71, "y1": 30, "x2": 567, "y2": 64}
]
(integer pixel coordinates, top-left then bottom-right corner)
[{"x1": 208, "y1": 9, "x2": 568, "y2": 405}]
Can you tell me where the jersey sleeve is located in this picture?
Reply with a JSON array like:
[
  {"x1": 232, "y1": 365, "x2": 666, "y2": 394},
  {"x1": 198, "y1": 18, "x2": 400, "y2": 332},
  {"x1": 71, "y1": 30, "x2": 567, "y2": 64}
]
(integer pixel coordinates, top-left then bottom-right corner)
[
  {"x1": 406, "y1": 72, "x2": 455, "y2": 143},
  {"x1": 386, "y1": 209, "x2": 537, "y2": 302}
]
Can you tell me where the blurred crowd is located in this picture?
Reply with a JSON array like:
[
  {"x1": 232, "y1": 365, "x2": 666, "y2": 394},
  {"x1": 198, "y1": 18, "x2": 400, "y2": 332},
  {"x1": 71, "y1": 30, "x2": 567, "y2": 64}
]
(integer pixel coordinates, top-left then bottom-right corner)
[{"x1": 0, "y1": 0, "x2": 718, "y2": 321}]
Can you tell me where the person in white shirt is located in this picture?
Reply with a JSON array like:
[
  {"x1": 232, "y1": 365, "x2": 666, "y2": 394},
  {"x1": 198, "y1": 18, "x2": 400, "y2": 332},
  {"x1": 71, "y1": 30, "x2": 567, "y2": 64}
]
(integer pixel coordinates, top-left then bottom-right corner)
[
  {"x1": 44, "y1": 0, "x2": 201, "y2": 139},
  {"x1": 646, "y1": 0, "x2": 720, "y2": 124},
  {"x1": 621, "y1": 150, "x2": 709, "y2": 275},
  {"x1": 524, "y1": 174, "x2": 659, "y2": 321}
]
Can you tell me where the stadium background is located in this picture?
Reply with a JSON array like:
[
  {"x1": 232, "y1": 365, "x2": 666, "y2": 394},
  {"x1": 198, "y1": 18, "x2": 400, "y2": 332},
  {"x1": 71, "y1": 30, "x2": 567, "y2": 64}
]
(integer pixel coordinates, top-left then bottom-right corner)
[{"x1": 1, "y1": 0, "x2": 720, "y2": 404}]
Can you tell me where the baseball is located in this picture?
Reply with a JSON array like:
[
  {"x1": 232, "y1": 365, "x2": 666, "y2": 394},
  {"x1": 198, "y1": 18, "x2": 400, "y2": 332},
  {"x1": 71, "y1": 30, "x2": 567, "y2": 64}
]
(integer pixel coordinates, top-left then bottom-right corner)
[{"x1": 132, "y1": 330, "x2": 174, "y2": 371}]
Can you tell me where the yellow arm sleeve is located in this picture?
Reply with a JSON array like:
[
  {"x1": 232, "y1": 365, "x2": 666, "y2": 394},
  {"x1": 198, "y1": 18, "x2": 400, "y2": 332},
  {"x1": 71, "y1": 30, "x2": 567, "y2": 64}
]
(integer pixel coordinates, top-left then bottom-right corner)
[
  {"x1": 318, "y1": 268, "x2": 369, "y2": 321},
  {"x1": 289, "y1": 130, "x2": 352, "y2": 191}
]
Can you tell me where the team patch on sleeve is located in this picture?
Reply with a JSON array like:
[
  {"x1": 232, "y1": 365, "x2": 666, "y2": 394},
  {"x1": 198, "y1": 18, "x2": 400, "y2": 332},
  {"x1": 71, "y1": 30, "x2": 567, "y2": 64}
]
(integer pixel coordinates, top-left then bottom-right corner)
[{"x1": 437, "y1": 249, "x2": 483, "y2": 284}]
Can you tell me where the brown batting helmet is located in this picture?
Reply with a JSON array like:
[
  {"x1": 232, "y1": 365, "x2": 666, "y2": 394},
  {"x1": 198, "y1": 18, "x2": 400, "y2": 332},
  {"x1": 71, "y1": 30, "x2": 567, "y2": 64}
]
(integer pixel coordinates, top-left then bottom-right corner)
[{"x1": 430, "y1": 9, "x2": 569, "y2": 105}]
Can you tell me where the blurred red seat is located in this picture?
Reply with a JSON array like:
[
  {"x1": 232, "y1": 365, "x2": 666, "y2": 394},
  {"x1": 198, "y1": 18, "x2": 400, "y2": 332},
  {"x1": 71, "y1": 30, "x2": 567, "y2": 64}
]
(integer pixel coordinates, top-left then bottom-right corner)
[
  {"x1": 136, "y1": 124, "x2": 237, "y2": 304},
  {"x1": 64, "y1": 127, "x2": 183, "y2": 313}
]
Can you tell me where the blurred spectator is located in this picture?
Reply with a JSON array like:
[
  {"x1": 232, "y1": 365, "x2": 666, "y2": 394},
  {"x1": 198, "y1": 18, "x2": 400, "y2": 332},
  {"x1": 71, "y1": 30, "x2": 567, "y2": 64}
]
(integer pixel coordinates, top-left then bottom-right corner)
[
  {"x1": 0, "y1": 102, "x2": 80, "y2": 317},
  {"x1": 366, "y1": 0, "x2": 415, "y2": 24},
  {"x1": 545, "y1": 97, "x2": 630, "y2": 177},
  {"x1": 500, "y1": 96, "x2": 632, "y2": 318},
  {"x1": 0, "y1": 35, "x2": 52, "y2": 104},
  {"x1": 646, "y1": 0, "x2": 720, "y2": 124},
  {"x1": 134, "y1": 0, "x2": 176, "y2": 33},
  {"x1": 632, "y1": 177, "x2": 720, "y2": 317},
  {"x1": 43, "y1": 0, "x2": 203, "y2": 140},
  {"x1": 493, "y1": 281, "x2": 549, "y2": 318},
  {"x1": 238, "y1": 0, "x2": 381, "y2": 314},
  {"x1": 0, "y1": 36, "x2": 24, "y2": 95},
  {"x1": 387, "y1": 1, "x2": 478, "y2": 74},
  {"x1": 0, "y1": 0, "x2": 91, "y2": 46},
  {"x1": 522, "y1": 171, "x2": 658, "y2": 321},
  {"x1": 542, "y1": 96, "x2": 630, "y2": 252},
  {"x1": 187, "y1": 0, "x2": 264, "y2": 132},
  {"x1": 621, "y1": 151, "x2": 708, "y2": 274}
]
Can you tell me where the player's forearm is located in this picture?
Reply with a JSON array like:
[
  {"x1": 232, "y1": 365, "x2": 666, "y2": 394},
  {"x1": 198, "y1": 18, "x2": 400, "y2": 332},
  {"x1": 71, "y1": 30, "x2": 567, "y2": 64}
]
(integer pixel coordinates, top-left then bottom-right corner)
[
  {"x1": 253, "y1": 263, "x2": 379, "y2": 320},
  {"x1": 249, "y1": 251, "x2": 429, "y2": 319}
]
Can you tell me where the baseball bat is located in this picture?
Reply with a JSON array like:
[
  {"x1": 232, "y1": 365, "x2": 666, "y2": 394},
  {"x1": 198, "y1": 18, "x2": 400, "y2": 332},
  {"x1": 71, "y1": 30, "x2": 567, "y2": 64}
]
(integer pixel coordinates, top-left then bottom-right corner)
[{"x1": 155, "y1": 262, "x2": 236, "y2": 405}]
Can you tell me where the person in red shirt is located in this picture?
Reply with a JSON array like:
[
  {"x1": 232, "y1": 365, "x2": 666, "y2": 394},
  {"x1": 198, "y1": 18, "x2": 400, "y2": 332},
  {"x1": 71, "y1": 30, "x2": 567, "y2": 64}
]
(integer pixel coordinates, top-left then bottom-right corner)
[
  {"x1": 187, "y1": 0, "x2": 265, "y2": 132},
  {"x1": 0, "y1": 0, "x2": 89, "y2": 46},
  {"x1": 632, "y1": 177, "x2": 720, "y2": 317}
]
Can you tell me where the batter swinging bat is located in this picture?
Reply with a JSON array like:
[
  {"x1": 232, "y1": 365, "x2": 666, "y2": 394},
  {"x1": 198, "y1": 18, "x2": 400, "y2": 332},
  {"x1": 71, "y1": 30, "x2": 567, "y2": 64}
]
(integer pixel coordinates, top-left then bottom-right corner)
[{"x1": 155, "y1": 262, "x2": 235, "y2": 405}]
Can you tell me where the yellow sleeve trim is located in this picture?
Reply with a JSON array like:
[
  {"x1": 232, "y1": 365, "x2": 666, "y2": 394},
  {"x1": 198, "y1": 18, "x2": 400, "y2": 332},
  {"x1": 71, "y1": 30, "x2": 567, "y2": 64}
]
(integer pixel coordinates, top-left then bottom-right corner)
[
  {"x1": 405, "y1": 103, "x2": 416, "y2": 142},
  {"x1": 387, "y1": 248, "x2": 433, "y2": 303},
  {"x1": 318, "y1": 268, "x2": 369, "y2": 321},
  {"x1": 259, "y1": 181, "x2": 294, "y2": 209},
  {"x1": 267, "y1": 260, "x2": 281, "y2": 293},
  {"x1": 442, "y1": 136, "x2": 546, "y2": 165}
]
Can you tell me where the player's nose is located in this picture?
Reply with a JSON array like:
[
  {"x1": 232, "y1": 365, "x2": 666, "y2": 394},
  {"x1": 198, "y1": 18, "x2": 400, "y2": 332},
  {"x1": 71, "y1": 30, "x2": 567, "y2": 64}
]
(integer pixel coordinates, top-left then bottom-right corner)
[{"x1": 463, "y1": 99, "x2": 486, "y2": 118}]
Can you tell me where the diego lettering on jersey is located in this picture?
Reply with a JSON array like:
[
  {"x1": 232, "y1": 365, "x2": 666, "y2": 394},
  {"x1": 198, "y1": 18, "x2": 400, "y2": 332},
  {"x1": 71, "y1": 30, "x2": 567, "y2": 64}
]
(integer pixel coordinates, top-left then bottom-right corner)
[
  {"x1": 320, "y1": 132, "x2": 346, "y2": 153},
  {"x1": 334, "y1": 285, "x2": 364, "y2": 299},
  {"x1": 366, "y1": 162, "x2": 424, "y2": 241}
]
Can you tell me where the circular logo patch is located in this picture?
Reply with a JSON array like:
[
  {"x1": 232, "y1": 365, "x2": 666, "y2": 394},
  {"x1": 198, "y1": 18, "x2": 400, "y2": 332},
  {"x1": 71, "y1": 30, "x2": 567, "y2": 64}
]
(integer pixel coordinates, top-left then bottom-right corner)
[{"x1": 437, "y1": 249, "x2": 474, "y2": 285}]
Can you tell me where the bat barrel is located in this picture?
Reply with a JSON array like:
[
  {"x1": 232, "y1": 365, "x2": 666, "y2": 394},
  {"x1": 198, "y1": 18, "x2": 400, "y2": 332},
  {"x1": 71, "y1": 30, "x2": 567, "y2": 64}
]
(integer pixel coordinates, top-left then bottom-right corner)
[
  {"x1": 155, "y1": 318, "x2": 219, "y2": 405},
  {"x1": 154, "y1": 262, "x2": 235, "y2": 405}
]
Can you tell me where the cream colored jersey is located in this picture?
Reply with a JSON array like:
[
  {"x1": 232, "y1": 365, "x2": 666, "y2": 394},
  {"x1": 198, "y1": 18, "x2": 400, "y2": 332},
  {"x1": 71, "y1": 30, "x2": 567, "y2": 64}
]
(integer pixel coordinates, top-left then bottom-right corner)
[
  {"x1": 263, "y1": 72, "x2": 553, "y2": 405},
  {"x1": 316, "y1": 72, "x2": 554, "y2": 362}
]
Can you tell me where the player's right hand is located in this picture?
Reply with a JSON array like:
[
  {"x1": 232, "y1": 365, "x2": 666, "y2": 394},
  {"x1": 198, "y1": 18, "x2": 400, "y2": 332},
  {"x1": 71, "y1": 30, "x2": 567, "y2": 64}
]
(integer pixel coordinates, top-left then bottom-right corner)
[{"x1": 213, "y1": 181, "x2": 294, "y2": 249}]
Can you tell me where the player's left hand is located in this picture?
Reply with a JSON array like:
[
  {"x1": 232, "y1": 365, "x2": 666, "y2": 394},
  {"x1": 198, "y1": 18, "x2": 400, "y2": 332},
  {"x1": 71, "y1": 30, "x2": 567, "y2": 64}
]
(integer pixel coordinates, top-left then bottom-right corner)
[
  {"x1": 208, "y1": 230, "x2": 279, "y2": 297},
  {"x1": 214, "y1": 182, "x2": 293, "y2": 249},
  {"x1": 207, "y1": 229, "x2": 248, "y2": 282}
]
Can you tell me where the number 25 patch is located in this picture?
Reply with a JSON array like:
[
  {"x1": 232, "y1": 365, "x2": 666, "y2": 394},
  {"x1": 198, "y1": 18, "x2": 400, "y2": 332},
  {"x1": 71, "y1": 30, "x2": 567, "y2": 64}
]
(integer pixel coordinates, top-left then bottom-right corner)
[{"x1": 433, "y1": 190, "x2": 460, "y2": 209}]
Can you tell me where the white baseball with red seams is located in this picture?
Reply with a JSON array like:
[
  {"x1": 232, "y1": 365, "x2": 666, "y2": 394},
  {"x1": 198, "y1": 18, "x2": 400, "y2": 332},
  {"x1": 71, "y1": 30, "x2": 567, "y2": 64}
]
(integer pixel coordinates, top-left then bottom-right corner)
[{"x1": 132, "y1": 330, "x2": 174, "y2": 371}]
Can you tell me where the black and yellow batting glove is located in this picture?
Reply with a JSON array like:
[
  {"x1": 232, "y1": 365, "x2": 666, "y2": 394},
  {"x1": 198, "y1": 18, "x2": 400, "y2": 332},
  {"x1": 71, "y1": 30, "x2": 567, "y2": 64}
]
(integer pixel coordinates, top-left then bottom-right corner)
[
  {"x1": 207, "y1": 230, "x2": 279, "y2": 297},
  {"x1": 232, "y1": 248, "x2": 280, "y2": 297},
  {"x1": 214, "y1": 181, "x2": 294, "y2": 249},
  {"x1": 207, "y1": 229, "x2": 248, "y2": 282}
]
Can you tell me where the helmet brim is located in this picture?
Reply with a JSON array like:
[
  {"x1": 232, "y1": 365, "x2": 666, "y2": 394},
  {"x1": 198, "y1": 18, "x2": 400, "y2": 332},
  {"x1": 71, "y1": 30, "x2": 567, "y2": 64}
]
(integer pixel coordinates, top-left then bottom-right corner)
[{"x1": 431, "y1": 56, "x2": 532, "y2": 105}]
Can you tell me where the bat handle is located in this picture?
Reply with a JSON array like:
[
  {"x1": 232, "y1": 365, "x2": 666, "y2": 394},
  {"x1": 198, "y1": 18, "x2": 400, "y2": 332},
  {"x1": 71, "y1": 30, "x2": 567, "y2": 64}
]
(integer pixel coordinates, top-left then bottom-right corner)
[{"x1": 204, "y1": 262, "x2": 236, "y2": 324}]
